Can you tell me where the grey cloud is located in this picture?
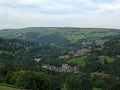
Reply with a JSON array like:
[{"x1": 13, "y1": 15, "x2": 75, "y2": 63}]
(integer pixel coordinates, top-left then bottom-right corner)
[{"x1": 0, "y1": 0, "x2": 120, "y2": 29}]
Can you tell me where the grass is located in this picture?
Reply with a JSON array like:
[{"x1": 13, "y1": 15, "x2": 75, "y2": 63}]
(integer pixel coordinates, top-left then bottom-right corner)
[
  {"x1": 0, "y1": 51, "x2": 9, "y2": 54},
  {"x1": 0, "y1": 83, "x2": 27, "y2": 90},
  {"x1": 61, "y1": 84, "x2": 67, "y2": 90},
  {"x1": 68, "y1": 56, "x2": 86, "y2": 67},
  {"x1": 60, "y1": 84, "x2": 101, "y2": 90},
  {"x1": 0, "y1": 85, "x2": 19, "y2": 90},
  {"x1": 105, "y1": 57, "x2": 115, "y2": 63},
  {"x1": 91, "y1": 72, "x2": 110, "y2": 77},
  {"x1": 99, "y1": 56, "x2": 115, "y2": 63},
  {"x1": 93, "y1": 88, "x2": 101, "y2": 90}
]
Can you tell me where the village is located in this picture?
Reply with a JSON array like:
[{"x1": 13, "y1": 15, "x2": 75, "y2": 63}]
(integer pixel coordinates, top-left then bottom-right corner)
[
  {"x1": 35, "y1": 40, "x2": 105, "y2": 73},
  {"x1": 50, "y1": 64, "x2": 79, "y2": 73}
]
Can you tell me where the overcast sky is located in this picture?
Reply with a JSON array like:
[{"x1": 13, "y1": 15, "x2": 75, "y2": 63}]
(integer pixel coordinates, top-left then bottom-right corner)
[{"x1": 0, "y1": 0, "x2": 120, "y2": 29}]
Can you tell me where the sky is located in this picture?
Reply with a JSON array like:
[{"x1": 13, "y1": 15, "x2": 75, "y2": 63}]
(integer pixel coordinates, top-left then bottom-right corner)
[{"x1": 0, "y1": 0, "x2": 120, "y2": 29}]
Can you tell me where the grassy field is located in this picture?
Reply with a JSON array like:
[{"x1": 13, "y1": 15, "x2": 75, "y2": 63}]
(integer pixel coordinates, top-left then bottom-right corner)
[
  {"x1": 91, "y1": 72, "x2": 110, "y2": 77},
  {"x1": 0, "y1": 83, "x2": 27, "y2": 90},
  {"x1": 93, "y1": 88, "x2": 102, "y2": 90},
  {"x1": 0, "y1": 85, "x2": 19, "y2": 90},
  {"x1": 0, "y1": 51, "x2": 9, "y2": 54},
  {"x1": 99, "y1": 56, "x2": 115, "y2": 63},
  {"x1": 61, "y1": 84, "x2": 101, "y2": 90},
  {"x1": 68, "y1": 56, "x2": 86, "y2": 67},
  {"x1": 61, "y1": 84, "x2": 67, "y2": 90},
  {"x1": 0, "y1": 84, "x2": 102, "y2": 90}
]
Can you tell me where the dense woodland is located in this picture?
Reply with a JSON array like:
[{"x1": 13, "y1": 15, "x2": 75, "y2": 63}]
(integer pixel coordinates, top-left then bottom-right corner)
[{"x1": 0, "y1": 28, "x2": 120, "y2": 90}]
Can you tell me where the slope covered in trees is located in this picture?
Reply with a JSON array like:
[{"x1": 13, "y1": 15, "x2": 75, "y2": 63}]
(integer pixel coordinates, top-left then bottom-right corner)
[
  {"x1": 0, "y1": 28, "x2": 120, "y2": 90},
  {"x1": 0, "y1": 27, "x2": 120, "y2": 44}
]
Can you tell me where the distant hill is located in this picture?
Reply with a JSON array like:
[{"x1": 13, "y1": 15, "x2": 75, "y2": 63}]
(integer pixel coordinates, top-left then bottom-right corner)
[{"x1": 0, "y1": 27, "x2": 120, "y2": 45}]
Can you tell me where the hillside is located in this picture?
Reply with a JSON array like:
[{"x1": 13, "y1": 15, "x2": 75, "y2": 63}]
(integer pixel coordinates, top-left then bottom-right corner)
[
  {"x1": 0, "y1": 27, "x2": 120, "y2": 90},
  {"x1": 0, "y1": 27, "x2": 120, "y2": 44}
]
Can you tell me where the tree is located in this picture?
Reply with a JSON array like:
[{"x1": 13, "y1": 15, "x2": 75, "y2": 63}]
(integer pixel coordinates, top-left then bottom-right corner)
[
  {"x1": 50, "y1": 76, "x2": 63, "y2": 90},
  {"x1": 16, "y1": 71, "x2": 51, "y2": 90},
  {"x1": 6, "y1": 71, "x2": 25, "y2": 85},
  {"x1": 105, "y1": 82, "x2": 120, "y2": 90},
  {"x1": 66, "y1": 74, "x2": 92, "y2": 90}
]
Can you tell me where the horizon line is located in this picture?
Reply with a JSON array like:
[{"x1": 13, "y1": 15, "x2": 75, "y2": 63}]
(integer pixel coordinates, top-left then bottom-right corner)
[{"x1": 0, "y1": 26, "x2": 120, "y2": 30}]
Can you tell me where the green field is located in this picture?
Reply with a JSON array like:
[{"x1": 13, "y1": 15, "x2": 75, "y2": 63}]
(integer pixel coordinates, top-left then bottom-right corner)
[
  {"x1": 0, "y1": 51, "x2": 10, "y2": 54},
  {"x1": 61, "y1": 84, "x2": 67, "y2": 90},
  {"x1": 68, "y1": 56, "x2": 115, "y2": 67},
  {"x1": 0, "y1": 84, "x2": 101, "y2": 90},
  {"x1": 68, "y1": 56, "x2": 86, "y2": 67},
  {"x1": 93, "y1": 88, "x2": 101, "y2": 90},
  {"x1": 0, "y1": 86, "x2": 19, "y2": 90},
  {"x1": 99, "y1": 56, "x2": 115, "y2": 63},
  {"x1": 61, "y1": 84, "x2": 101, "y2": 90}
]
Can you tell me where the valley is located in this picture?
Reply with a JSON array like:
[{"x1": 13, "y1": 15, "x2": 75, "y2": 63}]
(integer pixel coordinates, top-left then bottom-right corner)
[{"x1": 0, "y1": 27, "x2": 120, "y2": 90}]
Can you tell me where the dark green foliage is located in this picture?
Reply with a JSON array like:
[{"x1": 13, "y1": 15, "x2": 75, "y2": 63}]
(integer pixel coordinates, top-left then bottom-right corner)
[
  {"x1": 91, "y1": 76, "x2": 118, "y2": 89},
  {"x1": 19, "y1": 32, "x2": 71, "y2": 46},
  {"x1": 50, "y1": 76, "x2": 63, "y2": 90},
  {"x1": 0, "y1": 28, "x2": 120, "y2": 90},
  {"x1": 0, "y1": 75, "x2": 5, "y2": 83},
  {"x1": 18, "y1": 72, "x2": 50, "y2": 90},
  {"x1": 107, "y1": 59, "x2": 120, "y2": 77},
  {"x1": 0, "y1": 37, "x2": 4, "y2": 42},
  {"x1": 105, "y1": 82, "x2": 120, "y2": 90},
  {"x1": 0, "y1": 38, "x2": 46, "y2": 79},
  {"x1": 84, "y1": 55, "x2": 104, "y2": 72},
  {"x1": 6, "y1": 71, "x2": 51, "y2": 90},
  {"x1": 66, "y1": 74, "x2": 92, "y2": 90},
  {"x1": 102, "y1": 40, "x2": 120, "y2": 56}
]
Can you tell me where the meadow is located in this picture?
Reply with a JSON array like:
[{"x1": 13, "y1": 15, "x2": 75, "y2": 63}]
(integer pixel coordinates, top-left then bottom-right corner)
[{"x1": 68, "y1": 56, "x2": 86, "y2": 67}]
